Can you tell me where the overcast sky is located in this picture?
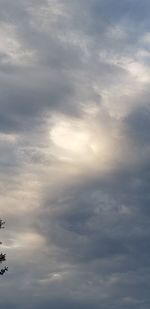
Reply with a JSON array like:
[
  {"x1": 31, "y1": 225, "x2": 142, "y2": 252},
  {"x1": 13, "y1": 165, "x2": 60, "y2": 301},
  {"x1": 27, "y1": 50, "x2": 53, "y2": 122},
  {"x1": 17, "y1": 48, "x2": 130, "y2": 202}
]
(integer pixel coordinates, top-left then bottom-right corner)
[{"x1": 0, "y1": 0, "x2": 150, "y2": 308}]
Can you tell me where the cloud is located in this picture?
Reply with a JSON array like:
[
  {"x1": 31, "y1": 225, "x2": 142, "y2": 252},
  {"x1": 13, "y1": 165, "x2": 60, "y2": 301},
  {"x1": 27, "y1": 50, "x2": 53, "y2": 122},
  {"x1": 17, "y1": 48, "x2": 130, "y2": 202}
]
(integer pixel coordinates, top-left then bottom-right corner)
[{"x1": 0, "y1": 0, "x2": 150, "y2": 308}]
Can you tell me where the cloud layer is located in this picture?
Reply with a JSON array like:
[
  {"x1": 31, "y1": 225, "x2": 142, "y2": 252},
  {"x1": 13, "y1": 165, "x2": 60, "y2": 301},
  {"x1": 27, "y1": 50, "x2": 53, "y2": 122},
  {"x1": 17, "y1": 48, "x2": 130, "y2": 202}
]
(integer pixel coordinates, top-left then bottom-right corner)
[{"x1": 0, "y1": 0, "x2": 150, "y2": 308}]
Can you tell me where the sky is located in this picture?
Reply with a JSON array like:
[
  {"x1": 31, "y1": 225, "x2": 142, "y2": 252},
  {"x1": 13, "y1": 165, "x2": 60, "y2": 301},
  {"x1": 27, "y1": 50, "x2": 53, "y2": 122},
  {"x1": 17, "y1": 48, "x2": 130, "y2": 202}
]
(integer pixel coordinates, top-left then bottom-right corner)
[{"x1": 0, "y1": 0, "x2": 150, "y2": 308}]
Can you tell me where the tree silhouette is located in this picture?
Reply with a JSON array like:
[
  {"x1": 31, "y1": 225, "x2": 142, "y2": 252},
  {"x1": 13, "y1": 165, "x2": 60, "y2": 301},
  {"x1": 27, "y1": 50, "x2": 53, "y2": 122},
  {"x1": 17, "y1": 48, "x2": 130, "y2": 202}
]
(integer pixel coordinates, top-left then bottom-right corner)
[{"x1": 0, "y1": 219, "x2": 8, "y2": 276}]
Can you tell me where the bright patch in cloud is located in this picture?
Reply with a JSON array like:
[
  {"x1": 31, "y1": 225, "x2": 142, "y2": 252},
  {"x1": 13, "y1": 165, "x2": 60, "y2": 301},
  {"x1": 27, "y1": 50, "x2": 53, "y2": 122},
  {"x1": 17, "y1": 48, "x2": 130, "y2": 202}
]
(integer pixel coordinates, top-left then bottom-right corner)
[{"x1": 49, "y1": 114, "x2": 120, "y2": 173}]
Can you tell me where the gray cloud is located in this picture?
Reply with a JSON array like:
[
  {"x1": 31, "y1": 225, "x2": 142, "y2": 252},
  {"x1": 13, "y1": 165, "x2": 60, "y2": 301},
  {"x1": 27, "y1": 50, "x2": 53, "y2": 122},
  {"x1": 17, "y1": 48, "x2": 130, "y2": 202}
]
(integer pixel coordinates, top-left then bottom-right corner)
[{"x1": 0, "y1": 0, "x2": 150, "y2": 308}]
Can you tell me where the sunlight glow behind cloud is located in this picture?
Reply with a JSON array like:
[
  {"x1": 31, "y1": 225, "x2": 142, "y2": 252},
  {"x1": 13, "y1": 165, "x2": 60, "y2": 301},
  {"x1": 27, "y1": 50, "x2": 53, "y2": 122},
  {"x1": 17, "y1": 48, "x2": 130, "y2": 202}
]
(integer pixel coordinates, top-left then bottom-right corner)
[{"x1": 0, "y1": 0, "x2": 150, "y2": 308}]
